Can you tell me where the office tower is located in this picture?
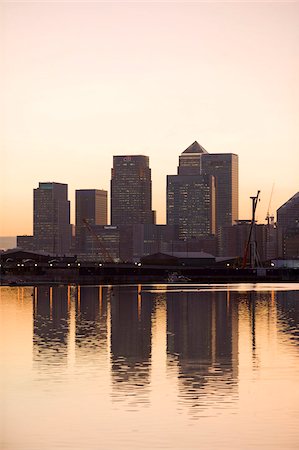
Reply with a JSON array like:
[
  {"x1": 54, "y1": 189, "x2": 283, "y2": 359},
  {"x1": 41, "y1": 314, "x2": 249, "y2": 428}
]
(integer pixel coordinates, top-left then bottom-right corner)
[
  {"x1": 201, "y1": 153, "x2": 238, "y2": 230},
  {"x1": 277, "y1": 192, "x2": 299, "y2": 258},
  {"x1": 75, "y1": 189, "x2": 107, "y2": 253},
  {"x1": 167, "y1": 142, "x2": 216, "y2": 240},
  {"x1": 168, "y1": 142, "x2": 238, "y2": 240},
  {"x1": 167, "y1": 173, "x2": 216, "y2": 240},
  {"x1": 178, "y1": 141, "x2": 208, "y2": 175},
  {"x1": 33, "y1": 182, "x2": 71, "y2": 255},
  {"x1": 111, "y1": 155, "x2": 155, "y2": 225}
]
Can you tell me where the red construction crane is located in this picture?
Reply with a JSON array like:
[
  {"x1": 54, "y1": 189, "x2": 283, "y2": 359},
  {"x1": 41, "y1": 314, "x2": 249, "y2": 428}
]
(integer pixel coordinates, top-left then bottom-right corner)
[{"x1": 82, "y1": 219, "x2": 114, "y2": 263}]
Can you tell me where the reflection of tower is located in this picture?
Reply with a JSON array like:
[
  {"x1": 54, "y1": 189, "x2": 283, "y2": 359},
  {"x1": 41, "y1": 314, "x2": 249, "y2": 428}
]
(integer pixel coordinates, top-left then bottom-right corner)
[
  {"x1": 33, "y1": 286, "x2": 69, "y2": 364},
  {"x1": 276, "y1": 290, "x2": 299, "y2": 343},
  {"x1": 75, "y1": 286, "x2": 108, "y2": 356},
  {"x1": 166, "y1": 290, "x2": 238, "y2": 409},
  {"x1": 110, "y1": 286, "x2": 152, "y2": 397}
]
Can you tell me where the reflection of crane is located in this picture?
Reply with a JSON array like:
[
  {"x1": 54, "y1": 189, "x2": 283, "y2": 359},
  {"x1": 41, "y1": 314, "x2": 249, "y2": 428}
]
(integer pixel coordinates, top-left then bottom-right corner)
[
  {"x1": 82, "y1": 219, "x2": 114, "y2": 262},
  {"x1": 242, "y1": 191, "x2": 261, "y2": 268}
]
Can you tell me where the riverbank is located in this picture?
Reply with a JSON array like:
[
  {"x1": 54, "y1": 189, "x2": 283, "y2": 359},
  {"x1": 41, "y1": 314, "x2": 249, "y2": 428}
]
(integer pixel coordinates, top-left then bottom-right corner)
[{"x1": 1, "y1": 264, "x2": 299, "y2": 285}]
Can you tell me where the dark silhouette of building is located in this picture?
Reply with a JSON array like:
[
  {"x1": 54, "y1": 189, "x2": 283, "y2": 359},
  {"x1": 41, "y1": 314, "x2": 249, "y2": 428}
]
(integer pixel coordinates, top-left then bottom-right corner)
[
  {"x1": 277, "y1": 192, "x2": 299, "y2": 258},
  {"x1": 34, "y1": 182, "x2": 71, "y2": 255},
  {"x1": 201, "y1": 152, "x2": 239, "y2": 231},
  {"x1": 111, "y1": 155, "x2": 155, "y2": 225},
  {"x1": 167, "y1": 142, "x2": 216, "y2": 240},
  {"x1": 75, "y1": 189, "x2": 107, "y2": 253},
  {"x1": 167, "y1": 141, "x2": 238, "y2": 242},
  {"x1": 167, "y1": 173, "x2": 216, "y2": 240},
  {"x1": 178, "y1": 141, "x2": 208, "y2": 175},
  {"x1": 218, "y1": 220, "x2": 267, "y2": 260},
  {"x1": 16, "y1": 235, "x2": 35, "y2": 251}
]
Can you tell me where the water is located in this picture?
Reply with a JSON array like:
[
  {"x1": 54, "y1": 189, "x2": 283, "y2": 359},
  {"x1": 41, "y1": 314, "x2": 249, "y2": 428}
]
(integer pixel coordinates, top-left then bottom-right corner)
[{"x1": 1, "y1": 283, "x2": 299, "y2": 449}]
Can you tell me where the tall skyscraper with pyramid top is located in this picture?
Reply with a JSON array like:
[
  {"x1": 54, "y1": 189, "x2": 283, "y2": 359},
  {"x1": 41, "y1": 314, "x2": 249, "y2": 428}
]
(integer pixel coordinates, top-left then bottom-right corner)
[{"x1": 167, "y1": 141, "x2": 238, "y2": 239}]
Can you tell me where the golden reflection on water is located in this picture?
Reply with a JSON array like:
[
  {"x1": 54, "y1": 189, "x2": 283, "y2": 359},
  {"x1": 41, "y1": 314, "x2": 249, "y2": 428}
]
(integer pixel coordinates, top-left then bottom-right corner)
[{"x1": 0, "y1": 284, "x2": 299, "y2": 450}]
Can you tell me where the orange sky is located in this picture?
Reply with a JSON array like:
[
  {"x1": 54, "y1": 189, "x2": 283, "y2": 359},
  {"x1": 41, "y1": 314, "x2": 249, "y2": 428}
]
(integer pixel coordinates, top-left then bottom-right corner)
[{"x1": 1, "y1": 1, "x2": 298, "y2": 235}]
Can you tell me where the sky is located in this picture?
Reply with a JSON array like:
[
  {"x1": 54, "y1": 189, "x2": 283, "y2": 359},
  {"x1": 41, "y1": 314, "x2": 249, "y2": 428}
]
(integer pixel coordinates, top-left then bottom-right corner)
[{"x1": 1, "y1": 1, "x2": 298, "y2": 236}]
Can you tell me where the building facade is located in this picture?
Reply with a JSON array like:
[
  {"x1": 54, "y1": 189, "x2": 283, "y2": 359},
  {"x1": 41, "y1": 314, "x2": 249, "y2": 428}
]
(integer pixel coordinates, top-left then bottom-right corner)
[
  {"x1": 16, "y1": 235, "x2": 35, "y2": 252},
  {"x1": 167, "y1": 141, "x2": 238, "y2": 241},
  {"x1": 167, "y1": 173, "x2": 216, "y2": 240},
  {"x1": 75, "y1": 189, "x2": 107, "y2": 253},
  {"x1": 277, "y1": 192, "x2": 299, "y2": 258},
  {"x1": 201, "y1": 153, "x2": 239, "y2": 231},
  {"x1": 167, "y1": 142, "x2": 217, "y2": 241},
  {"x1": 33, "y1": 182, "x2": 71, "y2": 255},
  {"x1": 111, "y1": 155, "x2": 155, "y2": 225}
]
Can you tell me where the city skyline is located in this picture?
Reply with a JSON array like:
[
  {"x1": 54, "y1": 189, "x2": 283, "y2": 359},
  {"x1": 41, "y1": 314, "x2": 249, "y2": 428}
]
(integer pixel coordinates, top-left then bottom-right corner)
[
  {"x1": 1, "y1": 142, "x2": 298, "y2": 238},
  {"x1": 1, "y1": 2, "x2": 298, "y2": 235}
]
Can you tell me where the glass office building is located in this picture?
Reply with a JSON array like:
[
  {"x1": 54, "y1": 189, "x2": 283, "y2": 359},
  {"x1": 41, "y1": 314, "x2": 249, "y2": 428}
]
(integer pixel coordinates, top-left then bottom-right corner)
[
  {"x1": 34, "y1": 182, "x2": 71, "y2": 255},
  {"x1": 111, "y1": 155, "x2": 155, "y2": 225}
]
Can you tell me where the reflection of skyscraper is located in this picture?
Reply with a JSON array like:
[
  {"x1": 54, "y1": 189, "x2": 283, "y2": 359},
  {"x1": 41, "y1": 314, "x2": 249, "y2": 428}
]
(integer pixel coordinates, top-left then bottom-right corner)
[
  {"x1": 75, "y1": 286, "x2": 108, "y2": 355},
  {"x1": 75, "y1": 189, "x2": 108, "y2": 253},
  {"x1": 33, "y1": 286, "x2": 69, "y2": 364},
  {"x1": 166, "y1": 290, "x2": 238, "y2": 409},
  {"x1": 276, "y1": 290, "x2": 299, "y2": 342},
  {"x1": 111, "y1": 155, "x2": 155, "y2": 225},
  {"x1": 110, "y1": 286, "x2": 152, "y2": 396},
  {"x1": 34, "y1": 182, "x2": 71, "y2": 255}
]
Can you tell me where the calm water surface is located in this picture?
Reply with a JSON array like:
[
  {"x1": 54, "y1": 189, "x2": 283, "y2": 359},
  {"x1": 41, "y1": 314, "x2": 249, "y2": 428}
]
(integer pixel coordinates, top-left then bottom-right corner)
[{"x1": 1, "y1": 283, "x2": 299, "y2": 449}]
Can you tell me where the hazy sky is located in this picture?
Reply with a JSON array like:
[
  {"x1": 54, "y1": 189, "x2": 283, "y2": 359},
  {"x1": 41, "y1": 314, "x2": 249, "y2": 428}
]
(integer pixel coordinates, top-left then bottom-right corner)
[{"x1": 1, "y1": 1, "x2": 298, "y2": 236}]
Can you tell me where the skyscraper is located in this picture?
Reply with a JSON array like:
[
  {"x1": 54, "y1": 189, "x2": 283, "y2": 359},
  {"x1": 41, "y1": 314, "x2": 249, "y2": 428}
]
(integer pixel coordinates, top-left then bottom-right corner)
[
  {"x1": 34, "y1": 182, "x2": 71, "y2": 255},
  {"x1": 201, "y1": 153, "x2": 238, "y2": 231},
  {"x1": 167, "y1": 173, "x2": 216, "y2": 240},
  {"x1": 167, "y1": 142, "x2": 216, "y2": 240},
  {"x1": 178, "y1": 141, "x2": 208, "y2": 175},
  {"x1": 75, "y1": 189, "x2": 108, "y2": 253},
  {"x1": 277, "y1": 192, "x2": 299, "y2": 258},
  {"x1": 167, "y1": 141, "x2": 238, "y2": 241},
  {"x1": 111, "y1": 155, "x2": 155, "y2": 225}
]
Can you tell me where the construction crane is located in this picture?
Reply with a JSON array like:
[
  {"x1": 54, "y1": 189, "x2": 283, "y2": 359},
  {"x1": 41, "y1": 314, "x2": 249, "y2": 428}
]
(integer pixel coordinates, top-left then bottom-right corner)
[
  {"x1": 82, "y1": 219, "x2": 114, "y2": 263},
  {"x1": 265, "y1": 183, "x2": 275, "y2": 225},
  {"x1": 242, "y1": 191, "x2": 261, "y2": 269}
]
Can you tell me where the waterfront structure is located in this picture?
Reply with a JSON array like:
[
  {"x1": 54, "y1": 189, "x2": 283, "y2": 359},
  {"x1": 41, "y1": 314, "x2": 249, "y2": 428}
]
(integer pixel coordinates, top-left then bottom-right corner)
[
  {"x1": 75, "y1": 189, "x2": 107, "y2": 253},
  {"x1": 111, "y1": 155, "x2": 155, "y2": 225},
  {"x1": 277, "y1": 192, "x2": 299, "y2": 258},
  {"x1": 33, "y1": 182, "x2": 71, "y2": 255}
]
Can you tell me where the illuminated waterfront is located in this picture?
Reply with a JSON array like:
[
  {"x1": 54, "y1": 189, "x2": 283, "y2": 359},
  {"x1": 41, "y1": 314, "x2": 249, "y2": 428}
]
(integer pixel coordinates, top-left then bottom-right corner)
[{"x1": 1, "y1": 284, "x2": 299, "y2": 449}]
